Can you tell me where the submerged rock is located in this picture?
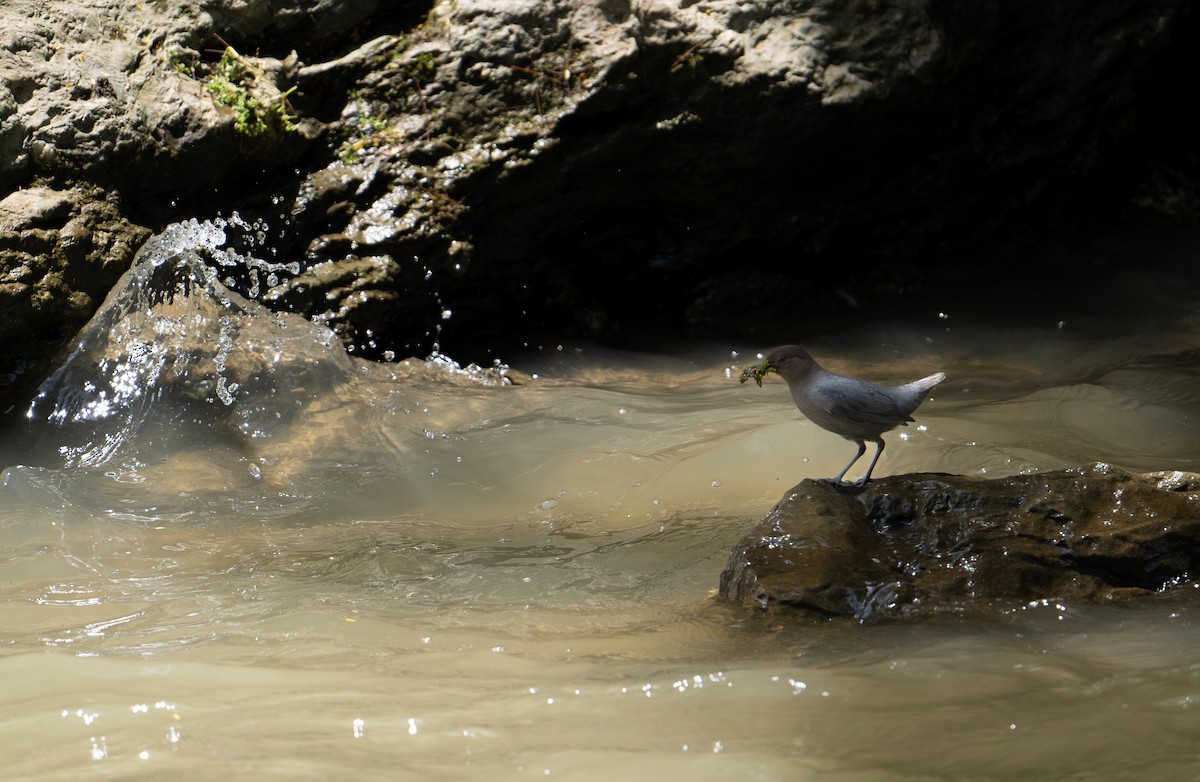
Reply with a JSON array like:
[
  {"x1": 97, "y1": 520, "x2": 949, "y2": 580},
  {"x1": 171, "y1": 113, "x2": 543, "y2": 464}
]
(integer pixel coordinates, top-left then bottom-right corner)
[{"x1": 719, "y1": 465, "x2": 1200, "y2": 618}]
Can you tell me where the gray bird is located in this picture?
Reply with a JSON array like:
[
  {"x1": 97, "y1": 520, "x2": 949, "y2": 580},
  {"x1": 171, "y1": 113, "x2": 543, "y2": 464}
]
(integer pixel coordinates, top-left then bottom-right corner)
[{"x1": 740, "y1": 345, "x2": 945, "y2": 486}]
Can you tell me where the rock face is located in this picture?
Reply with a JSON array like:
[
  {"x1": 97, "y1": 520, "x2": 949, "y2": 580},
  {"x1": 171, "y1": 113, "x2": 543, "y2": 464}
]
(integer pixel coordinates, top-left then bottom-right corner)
[
  {"x1": 296, "y1": 0, "x2": 1194, "y2": 352},
  {"x1": 0, "y1": 0, "x2": 1197, "y2": 402},
  {"x1": 0, "y1": 1, "x2": 326, "y2": 196},
  {"x1": 719, "y1": 465, "x2": 1200, "y2": 618},
  {"x1": 0, "y1": 186, "x2": 151, "y2": 411}
]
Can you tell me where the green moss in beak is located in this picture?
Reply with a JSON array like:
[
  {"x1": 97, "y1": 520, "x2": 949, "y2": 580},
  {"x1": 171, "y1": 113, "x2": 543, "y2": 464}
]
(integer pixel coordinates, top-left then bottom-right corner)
[{"x1": 738, "y1": 358, "x2": 775, "y2": 387}]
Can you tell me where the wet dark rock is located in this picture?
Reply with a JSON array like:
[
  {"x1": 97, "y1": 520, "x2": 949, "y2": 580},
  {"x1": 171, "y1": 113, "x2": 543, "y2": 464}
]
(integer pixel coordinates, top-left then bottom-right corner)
[
  {"x1": 261, "y1": 253, "x2": 436, "y2": 357},
  {"x1": 719, "y1": 465, "x2": 1200, "y2": 619}
]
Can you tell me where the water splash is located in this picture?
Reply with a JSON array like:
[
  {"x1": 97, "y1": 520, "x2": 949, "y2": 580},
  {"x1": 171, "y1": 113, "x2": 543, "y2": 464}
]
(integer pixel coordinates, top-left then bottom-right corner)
[
  {"x1": 24, "y1": 218, "x2": 353, "y2": 469},
  {"x1": 424, "y1": 351, "x2": 514, "y2": 387}
]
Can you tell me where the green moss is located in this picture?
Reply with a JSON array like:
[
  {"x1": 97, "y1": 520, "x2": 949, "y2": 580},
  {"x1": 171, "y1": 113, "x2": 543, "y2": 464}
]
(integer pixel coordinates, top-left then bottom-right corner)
[
  {"x1": 336, "y1": 104, "x2": 400, "y2": 164},
  {"x1": 165, "y1": 48, "x2": 196, "y2": 77},
  {"x1": 168, "y1": 45, "x2": 299, "y2": 138},
  {"x1": 206, "y1": 47, "x2": 299, "y2": 137},
  {"x1": 739, "y1": 359, "x2": 774, "y2": 387},
  {"x1": 413, "y1": 51, "x2": 437, "y2": 75}
]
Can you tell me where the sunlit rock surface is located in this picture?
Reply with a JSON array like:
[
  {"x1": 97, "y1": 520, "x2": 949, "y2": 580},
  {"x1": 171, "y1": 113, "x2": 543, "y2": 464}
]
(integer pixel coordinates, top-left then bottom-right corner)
[
  {"x1": 0, "y1": 1, "x2": 322, "y2": 194},
  {"x1": 720, "y1": 465, "x2": 1200, "y2": 618}
]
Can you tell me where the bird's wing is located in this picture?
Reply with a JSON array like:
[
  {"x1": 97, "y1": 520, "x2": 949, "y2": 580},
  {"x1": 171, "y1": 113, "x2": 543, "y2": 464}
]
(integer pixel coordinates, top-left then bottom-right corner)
[{"x1": 817, "y1": 378, "x2": 911, "y2": 425}]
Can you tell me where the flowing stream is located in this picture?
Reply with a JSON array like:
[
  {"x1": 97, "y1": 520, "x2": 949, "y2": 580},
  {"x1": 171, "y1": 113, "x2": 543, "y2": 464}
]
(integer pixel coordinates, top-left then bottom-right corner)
[{"x1": 2, "y1": 220, "x2": 1200, "y2": 780}]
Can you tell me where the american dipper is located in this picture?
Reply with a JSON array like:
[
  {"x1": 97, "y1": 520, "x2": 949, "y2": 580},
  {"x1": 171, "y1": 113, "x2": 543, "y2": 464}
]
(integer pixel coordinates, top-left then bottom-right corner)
[{"x1": 740, "y1": 345, "x2": 945, "y2": 486}]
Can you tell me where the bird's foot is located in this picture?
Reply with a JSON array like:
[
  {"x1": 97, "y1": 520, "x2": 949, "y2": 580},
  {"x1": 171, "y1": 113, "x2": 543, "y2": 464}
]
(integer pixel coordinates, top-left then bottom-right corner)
[{"x1": 817, "y1": 477, "x2": 869, "y2": 493}]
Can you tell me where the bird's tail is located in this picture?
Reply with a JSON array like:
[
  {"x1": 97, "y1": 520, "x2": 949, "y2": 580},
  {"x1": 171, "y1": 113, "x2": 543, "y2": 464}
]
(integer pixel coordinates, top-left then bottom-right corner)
[{"x1": 905, "y1": 372, "x2": 946, "y2": 396}]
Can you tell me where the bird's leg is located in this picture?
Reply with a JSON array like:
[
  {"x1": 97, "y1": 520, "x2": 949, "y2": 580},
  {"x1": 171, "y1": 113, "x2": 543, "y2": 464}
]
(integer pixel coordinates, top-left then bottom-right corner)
[
  {"x1": 833, "y1": 440, "x2": 867, "y2": 484},
  {"x1": 854, "y1": 437, "x2": 886, "y2": 487}
]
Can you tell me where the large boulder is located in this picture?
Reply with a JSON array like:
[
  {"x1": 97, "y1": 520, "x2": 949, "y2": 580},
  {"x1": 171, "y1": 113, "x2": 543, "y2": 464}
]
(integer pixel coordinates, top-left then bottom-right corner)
[{"x1": 719, "y1": 465, "x2": 1200, "y2": 618}]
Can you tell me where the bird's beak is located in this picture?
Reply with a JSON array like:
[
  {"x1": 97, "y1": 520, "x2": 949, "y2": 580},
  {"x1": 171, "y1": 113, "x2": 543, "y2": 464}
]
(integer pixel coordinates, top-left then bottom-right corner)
[{"x1": 739, "y1": 358, "x2": 776, "y2": 387}]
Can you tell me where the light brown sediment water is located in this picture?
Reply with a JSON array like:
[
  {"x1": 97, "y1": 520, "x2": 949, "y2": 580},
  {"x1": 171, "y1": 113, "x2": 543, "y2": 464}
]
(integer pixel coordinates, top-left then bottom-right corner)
[{"x1": 2, "y1": 221, "x2": 1200, "y2": 780}]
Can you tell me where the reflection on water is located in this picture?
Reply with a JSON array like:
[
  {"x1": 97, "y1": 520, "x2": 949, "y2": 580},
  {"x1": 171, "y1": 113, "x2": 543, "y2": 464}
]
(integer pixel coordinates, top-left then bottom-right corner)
[{"x1": 3, "y1": 221, "x2": 1200, "y2": 780}]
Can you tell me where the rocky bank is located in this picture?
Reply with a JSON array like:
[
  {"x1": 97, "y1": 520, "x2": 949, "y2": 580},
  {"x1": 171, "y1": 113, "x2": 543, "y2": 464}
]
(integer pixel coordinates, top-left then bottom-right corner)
[{"x1": 1, "y1": 0, "x2": 1198, "y2": 417}]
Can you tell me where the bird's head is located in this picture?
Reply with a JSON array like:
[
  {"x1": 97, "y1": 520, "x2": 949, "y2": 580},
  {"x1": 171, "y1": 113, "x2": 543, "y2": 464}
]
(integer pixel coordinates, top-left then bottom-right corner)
[{"x1": 739, "y1": 345, "x2": 815, "y2": 386}]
